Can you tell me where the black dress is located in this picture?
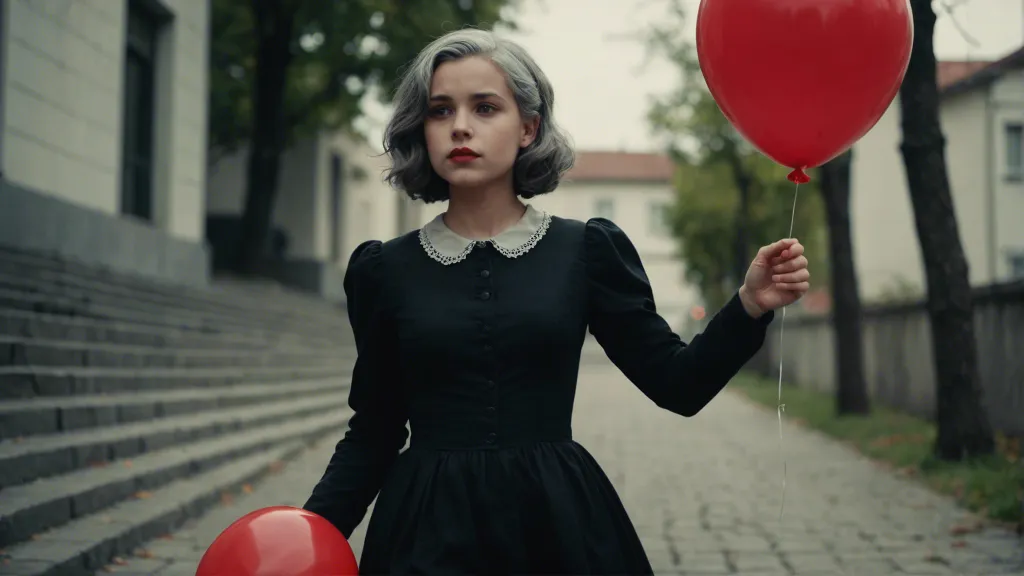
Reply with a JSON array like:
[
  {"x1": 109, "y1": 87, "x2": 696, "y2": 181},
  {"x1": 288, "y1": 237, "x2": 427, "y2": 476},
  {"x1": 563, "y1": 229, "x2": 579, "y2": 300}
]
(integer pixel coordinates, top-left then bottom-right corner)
[{"x1": 303, "y1": 207, "x2": 773, "y2": 575}]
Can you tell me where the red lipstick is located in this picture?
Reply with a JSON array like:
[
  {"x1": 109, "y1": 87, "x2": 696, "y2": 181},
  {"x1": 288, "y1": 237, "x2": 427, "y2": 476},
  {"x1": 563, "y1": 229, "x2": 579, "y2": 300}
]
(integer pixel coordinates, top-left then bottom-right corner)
[{"x1": 448, "y1": 147, "x2": 480, "y2": 163}]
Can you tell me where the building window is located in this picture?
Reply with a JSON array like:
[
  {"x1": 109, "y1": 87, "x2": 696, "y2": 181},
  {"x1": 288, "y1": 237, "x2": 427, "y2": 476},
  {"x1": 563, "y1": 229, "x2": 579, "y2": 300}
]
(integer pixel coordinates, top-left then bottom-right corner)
[
  {"x1": 330, "y1": 153, "x2": 344, "y2": 262},
  {"x1": 1006, "y1": 123, "x2": 1023, "y2": 182},
  {"x1": 1009, "y1": 254, "x2": 1024, "y2": 280},
  {"x1": 594, "y1": 198, "x2": 614, "y2": 220},
  {"x1": 648, "y1": 201, "x2": 671, "y2": 237},
  {"x1": 120, "y1": 2, "x2": 161, "y2": 221}
]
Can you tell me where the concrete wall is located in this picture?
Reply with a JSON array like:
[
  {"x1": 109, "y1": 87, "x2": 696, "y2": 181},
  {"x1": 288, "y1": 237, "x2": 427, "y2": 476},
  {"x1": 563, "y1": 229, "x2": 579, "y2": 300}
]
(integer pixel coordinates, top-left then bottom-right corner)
[
  {"x1": 0, "y1": 0, "x2": 211, "y2": 286},
  {"x1": 754, "y1": 281, "x2": 1024, "y2": 438}
]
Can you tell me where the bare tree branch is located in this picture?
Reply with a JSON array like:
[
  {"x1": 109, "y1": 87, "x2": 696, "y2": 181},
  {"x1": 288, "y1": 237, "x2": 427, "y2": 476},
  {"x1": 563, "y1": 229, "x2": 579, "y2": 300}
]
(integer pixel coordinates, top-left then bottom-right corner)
[{"x1": 937, "y1": 0, "x2": 980, "y2": 48}]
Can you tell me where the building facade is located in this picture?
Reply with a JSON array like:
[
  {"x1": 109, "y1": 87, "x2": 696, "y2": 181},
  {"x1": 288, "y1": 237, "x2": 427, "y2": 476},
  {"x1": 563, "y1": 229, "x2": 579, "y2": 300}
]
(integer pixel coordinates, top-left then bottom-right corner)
[
  {"x1": 850, "y1": 49, "x2": 1024, "y2": 302},
  {"x1": 0, "y1": 0, "x2": 211, "y2": 286}
]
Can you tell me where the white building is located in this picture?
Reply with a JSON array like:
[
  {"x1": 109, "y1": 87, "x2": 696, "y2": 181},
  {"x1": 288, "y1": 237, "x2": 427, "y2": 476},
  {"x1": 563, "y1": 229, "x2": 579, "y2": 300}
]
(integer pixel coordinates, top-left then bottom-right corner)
[
  {"x1": 850, "y1": 48, "x2": 1024, "y2": 302},
  {"x1": 0, "y1": 0, "x2": 211, "y2": 286},
  {"x1": 209, "y1": 140, "x2": 702, "y2": 330}
]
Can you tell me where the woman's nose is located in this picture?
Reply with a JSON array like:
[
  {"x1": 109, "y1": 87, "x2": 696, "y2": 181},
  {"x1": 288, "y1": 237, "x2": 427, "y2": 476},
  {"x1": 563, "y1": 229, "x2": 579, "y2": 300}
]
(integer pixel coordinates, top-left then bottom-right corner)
[{"x1": 451, "y1": 109, "x2": 472, "y2": 139}]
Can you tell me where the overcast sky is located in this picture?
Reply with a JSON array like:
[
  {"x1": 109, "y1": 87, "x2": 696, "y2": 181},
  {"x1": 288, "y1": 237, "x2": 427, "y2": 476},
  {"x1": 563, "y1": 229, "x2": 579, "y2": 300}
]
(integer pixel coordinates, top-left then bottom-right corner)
[{"x1": 355, "y1": 0, "x2": 1024, "y2": 153}]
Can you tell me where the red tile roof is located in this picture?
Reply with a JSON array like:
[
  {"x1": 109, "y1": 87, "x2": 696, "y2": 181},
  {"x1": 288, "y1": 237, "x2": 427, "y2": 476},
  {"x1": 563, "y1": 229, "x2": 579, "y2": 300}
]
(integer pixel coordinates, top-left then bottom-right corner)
[
  {"x1": 564, "y1": 151, "x2": 676, "y2": 183},
  {"x1": 937, "y1": 60, "x2": 993, "y2": 89}
]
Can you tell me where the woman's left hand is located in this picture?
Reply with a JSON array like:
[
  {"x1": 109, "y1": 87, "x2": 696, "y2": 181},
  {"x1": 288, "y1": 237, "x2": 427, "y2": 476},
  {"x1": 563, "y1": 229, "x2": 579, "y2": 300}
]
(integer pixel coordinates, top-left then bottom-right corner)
[{"x1": 738, "y1": 238, "x2": 810, "y2": 318}]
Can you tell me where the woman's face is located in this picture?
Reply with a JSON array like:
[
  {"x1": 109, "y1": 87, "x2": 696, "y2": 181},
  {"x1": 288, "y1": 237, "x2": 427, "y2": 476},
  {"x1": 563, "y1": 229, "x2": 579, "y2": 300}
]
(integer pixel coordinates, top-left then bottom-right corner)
[{"x1": 424, "y1": 56, "x2": 538, "y2": 192}]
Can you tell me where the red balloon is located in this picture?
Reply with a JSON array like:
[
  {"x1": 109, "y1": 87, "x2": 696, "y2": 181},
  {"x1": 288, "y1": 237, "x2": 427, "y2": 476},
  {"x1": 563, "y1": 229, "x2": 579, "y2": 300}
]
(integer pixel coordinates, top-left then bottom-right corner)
[
  {"x1": 696, "y1": 0, "x2": 914, "y2": 182},
  {"x1": 196, "y1": 506, "x2": 358, "y2": 576}
]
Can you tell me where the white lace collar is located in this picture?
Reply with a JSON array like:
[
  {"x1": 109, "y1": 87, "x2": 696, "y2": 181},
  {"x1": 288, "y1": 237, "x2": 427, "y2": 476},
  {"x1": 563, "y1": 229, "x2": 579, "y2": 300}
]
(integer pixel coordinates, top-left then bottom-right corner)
[{"x1": 418, "y1": 204, "x2": 552, "y2": 265}]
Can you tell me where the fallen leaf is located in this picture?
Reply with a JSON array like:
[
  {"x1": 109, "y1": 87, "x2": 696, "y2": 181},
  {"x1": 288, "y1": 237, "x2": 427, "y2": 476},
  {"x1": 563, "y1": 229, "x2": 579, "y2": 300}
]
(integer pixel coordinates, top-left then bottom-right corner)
[
  {"x1": 949, "y1": 522, "x2": 983, "y2": 536},
  {"x1": 268, "y1": 461, "x2": 285, "y2": 473},
  {"x1": 112, "y1": 556, "x2": 128, "y2": 565},
  {"x1": 221, "y1": 492, "x2": 234, "y2": 506},
  {"x1": 123, "y1": 460, "x2": 134, "y2": 468},
  {"x1": 135, "y1": 549, "x2": 155, "y2": 559},
  {"x1": 134, "y1": 491, "x2": 153, "y2": 500},
  {"x1": 242, "y1": 484, "x2": 253, "y2": 494},
  {"x1": 950, "y1": 540, "x2": 968, "y2": 548},
  {"x1": 89, "y1": 461, "x2": 109, "y2": 468},
  {"x1": 159, "y1": 534, "x2": 174, "y2": 541}
]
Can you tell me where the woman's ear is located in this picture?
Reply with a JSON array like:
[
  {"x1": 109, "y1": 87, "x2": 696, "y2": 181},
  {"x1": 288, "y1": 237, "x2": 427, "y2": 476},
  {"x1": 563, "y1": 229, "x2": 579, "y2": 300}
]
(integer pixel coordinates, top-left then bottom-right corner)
[{"x1": 520, "y1": 116, "x2": 540, "y2": 148}]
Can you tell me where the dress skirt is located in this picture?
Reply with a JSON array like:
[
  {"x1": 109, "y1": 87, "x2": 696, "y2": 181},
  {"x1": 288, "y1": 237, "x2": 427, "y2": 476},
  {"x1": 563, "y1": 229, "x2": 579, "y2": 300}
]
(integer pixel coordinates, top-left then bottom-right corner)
[{"x1": 356, "y1": 440, "x2": 653, "y2": 575}]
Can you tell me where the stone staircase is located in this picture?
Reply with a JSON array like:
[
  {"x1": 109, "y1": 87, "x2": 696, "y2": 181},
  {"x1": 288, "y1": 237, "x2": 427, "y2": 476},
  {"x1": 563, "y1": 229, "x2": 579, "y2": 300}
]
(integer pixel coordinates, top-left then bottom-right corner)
[{"x1": 0, "y1": 247, "x2": 356, "y2": 576}]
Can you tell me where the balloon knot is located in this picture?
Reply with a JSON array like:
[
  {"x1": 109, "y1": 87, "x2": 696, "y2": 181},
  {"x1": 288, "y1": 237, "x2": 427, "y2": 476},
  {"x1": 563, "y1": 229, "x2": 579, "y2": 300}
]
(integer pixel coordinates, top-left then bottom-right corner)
[{"x1": 787, "y1": 168, "x2": 811, "y2": 184}]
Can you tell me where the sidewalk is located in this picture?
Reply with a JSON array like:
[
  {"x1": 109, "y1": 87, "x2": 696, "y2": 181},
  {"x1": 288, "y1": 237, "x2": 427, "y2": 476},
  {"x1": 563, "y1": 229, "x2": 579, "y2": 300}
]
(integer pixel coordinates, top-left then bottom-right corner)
[{"x1": 104, "y1": 360, "x2": 1024, "y2": 575}]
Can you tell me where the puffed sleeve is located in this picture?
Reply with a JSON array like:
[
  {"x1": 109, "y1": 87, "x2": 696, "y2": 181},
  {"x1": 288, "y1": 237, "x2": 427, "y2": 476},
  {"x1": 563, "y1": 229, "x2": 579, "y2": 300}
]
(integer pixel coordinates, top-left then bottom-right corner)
[
  {"x1": 585, "y1": 218, "x2": 773, "y2": 417},
  {"x1": 302, "y1": 240, "x2": 409, "y2": 537}
]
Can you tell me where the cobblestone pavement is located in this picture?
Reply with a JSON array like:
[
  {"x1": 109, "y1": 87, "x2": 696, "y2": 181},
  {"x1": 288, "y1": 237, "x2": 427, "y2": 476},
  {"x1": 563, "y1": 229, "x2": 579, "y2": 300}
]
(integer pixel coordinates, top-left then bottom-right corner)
[{"x1": 108, "y1": 360, "x2": 1023, "y2": 575}]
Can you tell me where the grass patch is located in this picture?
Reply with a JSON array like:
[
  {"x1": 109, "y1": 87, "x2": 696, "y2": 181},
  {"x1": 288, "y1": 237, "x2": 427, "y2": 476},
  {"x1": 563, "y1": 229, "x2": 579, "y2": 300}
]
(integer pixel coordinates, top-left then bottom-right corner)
[{"x1": 730, "y1": 371, "x2": 1023, "y2": 526}]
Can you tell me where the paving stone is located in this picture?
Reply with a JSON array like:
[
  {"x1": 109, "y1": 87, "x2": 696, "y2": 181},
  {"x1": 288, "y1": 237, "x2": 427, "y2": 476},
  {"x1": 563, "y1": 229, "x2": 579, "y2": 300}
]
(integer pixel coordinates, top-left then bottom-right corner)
[
  {"x1": 99, "y1": 557, "x2": 172, "y2": 575},
  {"x1": 782, "y1": 553, "x2": 845, "y2": 575}
]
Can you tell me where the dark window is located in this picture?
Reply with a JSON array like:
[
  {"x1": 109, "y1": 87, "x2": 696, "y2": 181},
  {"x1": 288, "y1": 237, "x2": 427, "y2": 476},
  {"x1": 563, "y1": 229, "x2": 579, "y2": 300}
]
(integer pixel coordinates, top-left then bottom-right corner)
[
  {"x1": 1005, "y1": 123, "x2": 1023, "y2": 181},
  {"x1": 120, "y1": 2, "x2": 161, "y2": 221},
  {"x1": 330, "y1": 153, "x2": 344, "y2": 261}
]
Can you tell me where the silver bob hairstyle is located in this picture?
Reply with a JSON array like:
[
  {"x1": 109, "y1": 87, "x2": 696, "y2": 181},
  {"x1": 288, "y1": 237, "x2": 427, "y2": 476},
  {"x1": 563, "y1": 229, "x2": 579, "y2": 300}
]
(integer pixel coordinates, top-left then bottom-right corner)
[{"x1": 382, "y1": 28, "x2": 575, "y2": 203}]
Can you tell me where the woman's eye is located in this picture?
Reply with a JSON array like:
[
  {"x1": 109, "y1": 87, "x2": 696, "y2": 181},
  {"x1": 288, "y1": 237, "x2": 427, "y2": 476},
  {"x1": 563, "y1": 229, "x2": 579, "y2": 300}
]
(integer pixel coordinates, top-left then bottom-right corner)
[
  {"x1": 478, "y1": 104, "x2": 497, "y2": 114},
  {"x1": 427, "y1": 107, "x2": 451, "y2": 117}
]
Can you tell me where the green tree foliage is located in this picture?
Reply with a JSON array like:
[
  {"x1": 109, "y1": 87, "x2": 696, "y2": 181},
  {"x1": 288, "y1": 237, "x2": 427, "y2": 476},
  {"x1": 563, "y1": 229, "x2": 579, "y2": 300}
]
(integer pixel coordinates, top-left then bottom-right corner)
[
  {"x1": 208, "y1": 0, "x2": 519, "y2": 270},
  {"x1": 642, "y1": 0, "x2": 827, "y2": 311}
]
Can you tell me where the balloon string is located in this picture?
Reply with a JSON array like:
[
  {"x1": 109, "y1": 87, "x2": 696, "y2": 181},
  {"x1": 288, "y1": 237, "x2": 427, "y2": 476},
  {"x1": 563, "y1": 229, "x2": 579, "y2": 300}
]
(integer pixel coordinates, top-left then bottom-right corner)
[{"x1": 777, "y1": 180, "x2": 799, "y2": 523}]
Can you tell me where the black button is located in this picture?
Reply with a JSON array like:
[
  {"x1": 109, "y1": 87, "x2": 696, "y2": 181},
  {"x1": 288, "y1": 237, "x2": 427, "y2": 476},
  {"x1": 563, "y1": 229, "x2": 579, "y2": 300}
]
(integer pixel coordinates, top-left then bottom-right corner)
[
  {"x1": 476, "y1": 241, "x2": 488, "y2": 248},
  {"x1": 486, "y1": 433, "x2": 496, "y2": 443},
  {"x1": 480, "y1": 291, "x2": 491, "y2": 300},
  {"x1": 480, "y1": 269, "x2": 490, "y2": 278}
]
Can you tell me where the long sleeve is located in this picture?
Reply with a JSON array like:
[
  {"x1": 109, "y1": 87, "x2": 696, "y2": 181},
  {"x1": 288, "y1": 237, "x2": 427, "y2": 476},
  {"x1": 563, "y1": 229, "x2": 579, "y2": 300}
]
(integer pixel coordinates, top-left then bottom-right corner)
[
  {"x1": 584, "y1": 218, "x2": 774, "y2": 417},
  {"x1": 303, "y1": 240, "x2": 409, "y2": 538}
]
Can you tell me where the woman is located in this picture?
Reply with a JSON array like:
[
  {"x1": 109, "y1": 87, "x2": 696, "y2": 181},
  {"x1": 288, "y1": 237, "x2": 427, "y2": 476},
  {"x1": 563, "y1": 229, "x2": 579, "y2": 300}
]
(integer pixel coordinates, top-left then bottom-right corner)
[{"x1": 303, "y1": 28, "x2": 810, "y2": 574}]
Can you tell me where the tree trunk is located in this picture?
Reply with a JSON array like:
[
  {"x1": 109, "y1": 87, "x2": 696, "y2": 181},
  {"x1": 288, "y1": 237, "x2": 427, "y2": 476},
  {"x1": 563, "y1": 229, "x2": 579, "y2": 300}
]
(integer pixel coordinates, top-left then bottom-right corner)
[
  {"x1": 236, "y1": 0, "x2": 296, "y2": 274},
  {"x1": 819, "y1": 151, "x2": 871, "y2": 416},
  {"x1": 898, "y1": 0, "x2": 994, "y2": 460}
]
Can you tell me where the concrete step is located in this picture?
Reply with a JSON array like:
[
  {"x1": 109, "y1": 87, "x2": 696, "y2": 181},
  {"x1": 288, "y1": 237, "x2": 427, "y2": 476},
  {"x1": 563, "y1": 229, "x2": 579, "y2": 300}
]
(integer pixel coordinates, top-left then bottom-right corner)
[
  {"x1": 0, "y1": 309, "x2": 341, "y2": 350},
  {"x1": 0, "y1": 286, "x2": 221, "y2": 334},
  {"x1": 0, "y1": 384, "x2": 348, "y2": 502},
  {"x1": 0, "y1": 271, "x2": 344, "y2": 338},
  {"x1": 0, "y1": 247, "x2": 339, "y2": 320},
  {"x1": 0, "y1": 364, "x2": 349, "y2": 399},
  {"x1": 0, "y1": 374, "x2": 348, "y2": 438},
  {"x1": 0, "y1": 335, "x2": 346, "y2": 369},
  {"x1": 0, "y1": 283, "x2": 340, "y2": 343},
  {"x1": 0, "y1": 406, "x2": 349, "y2": 550},
  {"x1": 0, "y1": 437, "x2": 331, "y2": 576}
]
